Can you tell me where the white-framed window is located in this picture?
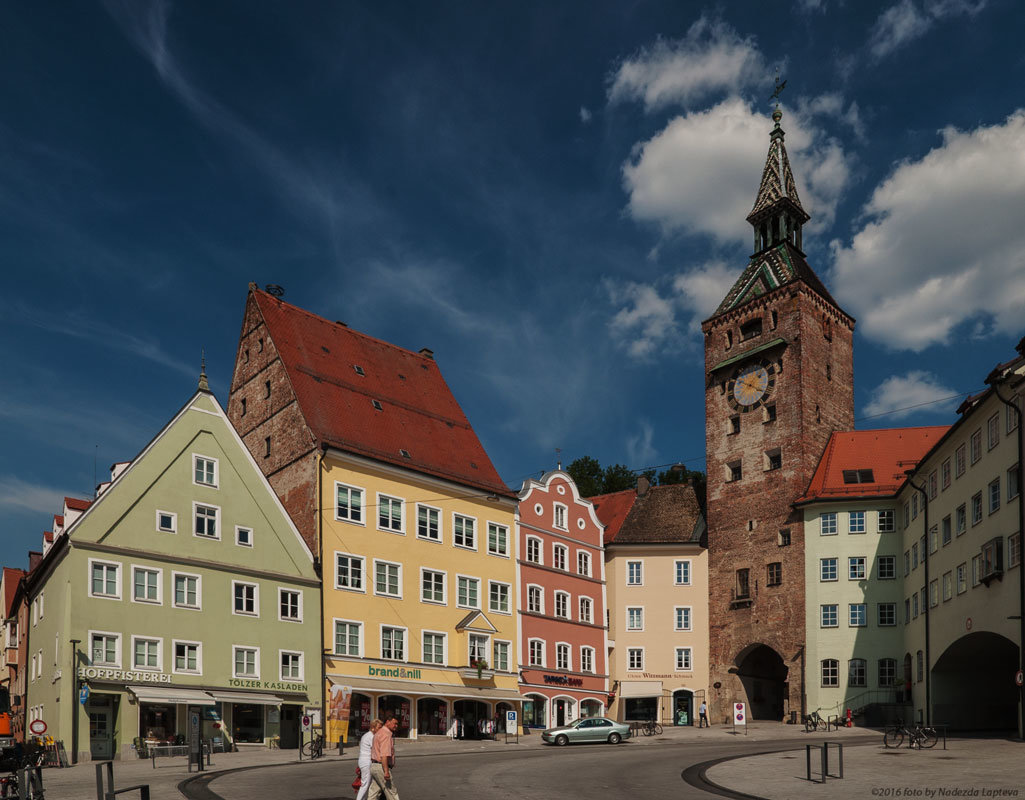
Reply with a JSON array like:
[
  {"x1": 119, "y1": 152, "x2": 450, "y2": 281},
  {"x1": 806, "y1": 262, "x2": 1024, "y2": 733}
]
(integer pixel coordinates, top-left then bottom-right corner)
[
  {"x1": 193, "y1": 454, "x2": 218, "y2": 488},
  {"x1": 527, "y1": 585, "x2": 544, "y2": 614},
  {"x1": 972, "y1": 492, "x2": 983, "y2": 524},
  {"x1": 453, "y1": 514, "x2": 476, "y2": 549},
  {"x1": 381, "y1": 626, "x2": 406, "y2": 661},
  {"x1": 942, "y1": 572, "x2": 952, "y2": 602},
  {"x1": 528, "y1": 638, "x2": 545, "y2": 667},
  {"x1": 820, "y1": 558, "x2": 837, "y2": 581},
  {"x1": 278, "y1": 588, "x2": 302, "y2": 622},
  {"x1": 89, "y1": 559, "x2": 121, "y2": 600},
  {"x1": 232, "y1": 646, "x2": 259, "y2": 678},
  {"x1": 193, "y1": 502, "x2": 220, "y2": 539},
  {"x1": 554, "y1": 591, "x2": 569, "y2": 619},
  {"x1": 820, "y1": 512, "x2": 837, "y2": 535},
  {"x1": 674, "y1": 606, "x2": 692, "y2": 631},
  {"x1": 377, "y1": 494, "x2": 404, "y2": 533},
  {"x1": 172, "y1": 572, "x2": 201, "y2": 609},
  {"x1": 821, "y1": 659, "x2": 839, "y2": 687},
  {"x1": 552, "y1": 544, "x2": 568, "y2": 571},
  {"x1": 955, "y1": 443, "x2": 966, "y2": 476},
  {"x1": 156, "y1": 510, "x2": 177, "y2": 534},
  {"x1": 970, "y1": 429, "x2": 982, "y2": 464},
  {"x1": 626, "y1": 606, "x2": 643, "y2": 631},
  {"x1": 849, "y1": 658, "x2": 867, "y2": 688},
  {"x1": 131, "y1": 636, "x2": 162, "y2": 671},
  {"x1": 422, "y1": 631, "x2": 446, "y2": 665},
  {"x1": 578, "y1": 596, "x2": 593, "y2": 624},
  {"x1": 675, "y1": 647, "x2": 693, "y2": 671},
  {"x1": 493, "y1": 640, "x2": 510, "y2": 672},
  {"x1": 556, "y1": 643, "x2": 571, "y2": 671},
  {"x1": 848, "y1": 511, "x2": 866, "y2": 534},
  {"x1": 849, "y1": 603, "x2": 867, "y2": 627},
  {"x1": 626, "y1": 560, "x2": 643, "y2": 585},
  {"x1": 580, "y1": 646, "x2": 595, "y2": 674},
  {"x1": 1010, "y1": 465, "x2": 1021, "y2": 501},
  {"x1": 878, "y1": 603, "x2": 896, "y2": 626},
  {"x1": 417, "y1": 504, "x2": 441, "y2": 542},
  {"x1": 456, "y1": 575, "x2": 479, "y2": 609},
  {"x1": 374, "y1": 561, "x2": 402, "y2": 598},
  {"x1": 235, "y1": 526, "x2": 254, "y2": 547},
  {"x1": 421, "y1": 568, "x2": 446, "y2": 604},
  {"x1": 232, "y1": 581, "x2": 259, "y2": 616},
  {"x1": 335, "y1": 483, "x2": 364, "y2": 524},
  {"x1": 333, "y1": 619, "x2": 362, "y2": 656},
  {"x1": 553, "y1": 503, "x2": 568, "y2": 531},
  {"x1": 89, "y1": 631, "x2": 121, "y2": 667},
  {"x1": 878, "y1": 509, "x2": 895, "y2": 532},
  {"x1": 280, "y1": 651, "x2": 303, "y2": 682},
  {"x1": 878, "y1": 658, "x2": 897, "y2": 688},
  {"x1": 675, "y1": 559, "x2": 691, "y2": 585},
  {"x1": 849, "y1": 556, "x2": 866, "y2": 580},
  {"x1": 821, "y1": 604, "x2": 838, "y2": 627},
  {"x1": 577, "y1": 550, "x2": 591, "y2": 576},
  {"x1": 131, "y1": 566, "x2": 161, "y2": 604},
  {"x1": 469, "y1": 633, "x2": 490, "y2": 664},
  {"x1": 989, "y1": 478, "x2": 1001, "y2": 513},
  {"x1": 877, "y1": 555, "x2": 896, "y2": 580},
  {"x1": 956, "y1": 562, "x2": 967, "y2": 594},
  {"x1": 525, "y1": 536, "x2": 542, "y2": 564},
  {"x1": 941, "y1": 459, "x2": 951, "y2": 490},
  {"x1": 988, "y1": 413, "x2": 1000, "y2": 449},
  {"x1": 489, "y1": 581, "x2": 510, "y2": 614},
  {"x1": 172, "y1": 640, "x2": 201, "y2": 674},
  {"x1": 627, "y1": 647, "x2": 644, "y2": 671},
  {"x1": 335, "y1": 552, "x2": 365, "y2": 592},
  {"x1": 487, "y1": 523, "x2": 509, "y2": 556}
]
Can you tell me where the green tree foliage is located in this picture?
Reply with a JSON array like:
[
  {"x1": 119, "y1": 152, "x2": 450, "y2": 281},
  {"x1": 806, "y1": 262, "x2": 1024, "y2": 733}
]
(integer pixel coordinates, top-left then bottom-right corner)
[{"x1": 566, "y1": 456, "x2": 706, "y2": 507}]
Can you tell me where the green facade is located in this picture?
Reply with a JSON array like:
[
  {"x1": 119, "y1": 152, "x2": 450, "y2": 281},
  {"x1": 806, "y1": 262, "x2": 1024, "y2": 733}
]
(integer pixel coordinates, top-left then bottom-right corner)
[{"x1": 26, "y1": 389, "x2": 321, "y2": 761}]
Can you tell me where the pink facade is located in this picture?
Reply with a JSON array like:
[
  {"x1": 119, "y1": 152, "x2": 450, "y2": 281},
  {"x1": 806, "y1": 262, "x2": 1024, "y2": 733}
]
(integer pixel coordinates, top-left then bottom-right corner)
[{"x1": 517, "y1": 471, "x2": 608, "y2": 728}]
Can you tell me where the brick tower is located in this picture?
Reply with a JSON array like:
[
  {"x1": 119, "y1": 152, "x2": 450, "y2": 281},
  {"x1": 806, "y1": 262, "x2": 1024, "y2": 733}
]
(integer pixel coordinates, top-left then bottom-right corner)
[{"x1": 704, "y1": 108, "x2": 855, "y2": 722}]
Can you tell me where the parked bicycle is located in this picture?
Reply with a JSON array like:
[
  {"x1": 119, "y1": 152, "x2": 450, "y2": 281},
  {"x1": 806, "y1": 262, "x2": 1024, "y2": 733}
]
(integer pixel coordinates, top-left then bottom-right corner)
[
  {"x1": 301, "y1": 733, "x2": 325, "y2": 759},
  {"x1": 803, "y1": 710, "x2": 827, "y2": 732},
  {"x1": 640, "y1": 720, "x2": 663, "y2": 736},
  {"x1": 0, "y1": 750, "x2": 46, "y2": 799},
  {"x1": 882, "y1": 722, "x2": 938, "y2": 749}
]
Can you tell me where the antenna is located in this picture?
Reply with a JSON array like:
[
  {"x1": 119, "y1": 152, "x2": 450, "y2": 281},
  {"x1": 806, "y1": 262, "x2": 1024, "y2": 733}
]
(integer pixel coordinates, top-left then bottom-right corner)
[
  {"x1": 93, "y1": 445, "x2": 98, "y2": 499},
  {"x1": 555, "y1": 448, "x2": 562, "y2": 471}
]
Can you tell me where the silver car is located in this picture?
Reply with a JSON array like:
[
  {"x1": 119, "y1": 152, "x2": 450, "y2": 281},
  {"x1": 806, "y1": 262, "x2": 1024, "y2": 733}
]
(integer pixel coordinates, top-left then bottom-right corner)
[{"x1": 541, "y1": 716, "x2": 631, "y2": 746}]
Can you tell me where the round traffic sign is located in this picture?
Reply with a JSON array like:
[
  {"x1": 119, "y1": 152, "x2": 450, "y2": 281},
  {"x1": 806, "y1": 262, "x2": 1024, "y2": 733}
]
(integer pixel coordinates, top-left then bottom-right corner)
[
  {"x1": 301, "y1": 714, "x2": 312, "y2": 731},
  {"x1": 1016, "y1": 669, "x2": 1023, "y2": 687},
  {"x1": 29, "y1": 719, "x2": 47, "y2": 735}
]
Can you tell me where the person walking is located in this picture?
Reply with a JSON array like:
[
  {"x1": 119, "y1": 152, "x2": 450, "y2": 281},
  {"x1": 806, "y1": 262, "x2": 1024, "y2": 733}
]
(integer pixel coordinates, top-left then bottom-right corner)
[
  {"x1": 355, "y1": 719, "x2": 382, "y2": 800},
  {"x1": 699, "y1": 701, "x2": 709, "y2": 728},
  {"x1": 368, "y1": 715, "x2": 400, "y2": 800}
]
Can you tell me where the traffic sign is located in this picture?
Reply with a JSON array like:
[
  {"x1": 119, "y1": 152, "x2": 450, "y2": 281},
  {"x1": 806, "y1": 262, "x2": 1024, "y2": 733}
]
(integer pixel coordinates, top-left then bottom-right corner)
[
  {"x1": 505, "y1": 710, "x2": 517, "y2": 728},
  {"x1": 1016, "y1": 669, "x2": 1023, "y2": 687},
  {"x1": 79, "y1": 684, "x2": 90, "y2": 705},
  {"x1": 28, "y1": 719, "x2": 47, "y2": 736},
  {"x1": 301, "y1": 714, "x2": 312, "y2": 732},
  {"x1": 734, "y1": 702, "x2": 747, "y2": 725}
]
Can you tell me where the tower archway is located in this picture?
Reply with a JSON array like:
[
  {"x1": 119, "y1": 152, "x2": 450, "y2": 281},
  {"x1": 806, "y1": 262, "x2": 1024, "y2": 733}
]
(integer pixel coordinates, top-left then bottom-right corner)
[
  {"x1": 735, "y1": 644, "x2": 788, "y2": 720},
  {"x1": 932, "y1": 632, "x2": 1017, "y2": 730}
]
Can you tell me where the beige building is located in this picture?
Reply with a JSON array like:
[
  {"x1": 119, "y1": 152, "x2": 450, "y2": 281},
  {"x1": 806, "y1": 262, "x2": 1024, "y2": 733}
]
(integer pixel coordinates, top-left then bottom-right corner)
[{"x1": 592, "y1": 479, "x2": 708, "y2": 726}]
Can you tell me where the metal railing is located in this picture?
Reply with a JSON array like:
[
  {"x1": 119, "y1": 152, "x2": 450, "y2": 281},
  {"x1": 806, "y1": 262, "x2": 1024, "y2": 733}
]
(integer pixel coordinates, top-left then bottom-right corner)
[{"x1": 95, "y1": 762, "x2": 149, "y2": 800}]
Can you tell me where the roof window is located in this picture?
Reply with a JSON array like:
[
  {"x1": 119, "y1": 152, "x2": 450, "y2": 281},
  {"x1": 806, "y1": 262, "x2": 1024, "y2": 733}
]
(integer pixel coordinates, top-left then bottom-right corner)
[
  {"x1": 353, "y1": 365, "x2": 365, "y2": 376},
  {"x1": 842, "y1": 469, "x2": 875, "y2": 484},
  {"x1": 372, "y1": 400, "x2": 383, "y2": 411},
  {"x1": 399, "y1": 449, "x2": 411, "y2": 459}
]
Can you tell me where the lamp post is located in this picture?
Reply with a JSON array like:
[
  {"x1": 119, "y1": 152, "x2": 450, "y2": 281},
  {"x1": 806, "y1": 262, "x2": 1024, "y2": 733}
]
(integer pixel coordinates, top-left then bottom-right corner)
[{"x1": 69, "y1": 639, "x2": 80, "y2": 764}]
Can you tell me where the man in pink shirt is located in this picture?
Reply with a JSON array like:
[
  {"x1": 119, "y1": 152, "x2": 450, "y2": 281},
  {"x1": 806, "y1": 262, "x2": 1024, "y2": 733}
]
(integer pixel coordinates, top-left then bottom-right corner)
[{"x1": 368, "y1": 715, "x2": 399, "y2": 800}]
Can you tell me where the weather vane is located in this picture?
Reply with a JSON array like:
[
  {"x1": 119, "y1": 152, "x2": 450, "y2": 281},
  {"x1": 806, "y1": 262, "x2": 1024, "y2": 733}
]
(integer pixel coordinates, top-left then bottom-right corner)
[{"x1": 770, "y1": 70, "x2": 787, "y2": 107}]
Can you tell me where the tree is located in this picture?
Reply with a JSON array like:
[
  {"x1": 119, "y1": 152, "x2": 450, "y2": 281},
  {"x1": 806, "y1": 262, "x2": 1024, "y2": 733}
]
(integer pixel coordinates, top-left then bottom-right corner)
[
  {"x1": 566, "y1": 456, "x2": 604, "y2": 498},
  {"x1": 567, "y1": 455, "x2": 706, "y2": 508}
]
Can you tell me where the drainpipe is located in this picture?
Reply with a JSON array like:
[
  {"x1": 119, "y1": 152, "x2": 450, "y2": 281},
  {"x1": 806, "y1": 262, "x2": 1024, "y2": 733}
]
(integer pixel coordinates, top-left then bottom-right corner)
[
  {"x1": 905, "y1": 473, "x2": 931, "y2": 726},
  {"x1": 69, "y1": 638, "x2": 80, "y2": 764}
]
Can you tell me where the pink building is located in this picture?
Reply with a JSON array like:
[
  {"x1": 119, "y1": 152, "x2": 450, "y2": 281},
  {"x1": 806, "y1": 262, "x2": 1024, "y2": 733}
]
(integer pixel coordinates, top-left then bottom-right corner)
[{"x1": 517, "y1": 471, "x2": 609, "y2": 728}]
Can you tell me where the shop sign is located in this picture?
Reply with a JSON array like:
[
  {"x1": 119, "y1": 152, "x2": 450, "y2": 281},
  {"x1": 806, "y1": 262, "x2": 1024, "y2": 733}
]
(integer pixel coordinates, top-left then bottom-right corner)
[
  {"x1": 227, "y1": 679, "x2": 308, "y2": 691},
  {"x1": 78, "y1": 667, "x2": 172, "y2": 684},
  {"x1": 542, "y1": 674, "x2": 583, "y2": 686},
  {"x1": 640, "y1": 673, "x2": 675, "y2": 679},
  {"x1": 368, "y1": 665, "x2": 422, "y2": 679}
]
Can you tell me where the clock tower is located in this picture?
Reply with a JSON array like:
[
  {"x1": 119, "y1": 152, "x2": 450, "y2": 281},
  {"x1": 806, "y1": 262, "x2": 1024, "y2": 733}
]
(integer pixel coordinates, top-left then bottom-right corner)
[{"x1": 704, "y1": 108, "x2": 855, "y2": 721}]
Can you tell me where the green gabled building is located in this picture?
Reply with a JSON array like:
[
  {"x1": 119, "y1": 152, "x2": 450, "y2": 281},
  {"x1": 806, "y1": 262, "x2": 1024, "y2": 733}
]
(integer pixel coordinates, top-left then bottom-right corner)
[{"x1": 24, "y1": 374, "x2": 321, "y2": 761}]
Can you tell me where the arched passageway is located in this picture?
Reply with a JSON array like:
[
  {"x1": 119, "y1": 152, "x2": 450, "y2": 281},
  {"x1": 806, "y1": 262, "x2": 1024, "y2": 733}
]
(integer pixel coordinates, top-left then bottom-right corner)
[
  {"x1": 735, "y1": 644, "x2": 788, "y2": 720},
  {"x1": 932, "y1": 632, "x2": 1017, "y2": 730}
]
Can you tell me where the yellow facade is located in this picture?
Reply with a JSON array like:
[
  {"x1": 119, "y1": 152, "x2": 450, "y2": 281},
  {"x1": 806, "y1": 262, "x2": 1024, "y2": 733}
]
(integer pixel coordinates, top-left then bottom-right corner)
[{"x1": 320, "y1": 451, "x2": 521, "y2": 741}]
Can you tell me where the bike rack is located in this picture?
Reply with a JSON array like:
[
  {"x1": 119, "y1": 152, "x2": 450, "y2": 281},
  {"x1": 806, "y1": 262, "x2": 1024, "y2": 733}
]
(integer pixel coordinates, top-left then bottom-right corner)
[
  {"x1": 95, "y1": 762, "x2": 150, "y2": 800},
  {"x1": 805, "y1": 742, "x2": 844, "y2": 783}
]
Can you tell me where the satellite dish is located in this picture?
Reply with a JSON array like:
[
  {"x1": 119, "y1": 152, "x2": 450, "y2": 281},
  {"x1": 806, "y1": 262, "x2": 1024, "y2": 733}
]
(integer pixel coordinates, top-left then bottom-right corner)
[{"x1": 265, "y1": 284, "x2": 285, "y2": 297}]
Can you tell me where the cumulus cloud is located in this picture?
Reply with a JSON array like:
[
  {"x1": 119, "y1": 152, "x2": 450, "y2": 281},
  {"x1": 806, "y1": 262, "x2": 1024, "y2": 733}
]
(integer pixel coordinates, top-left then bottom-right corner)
[
  {"x1": 831, "y1": 110, "x2": 1025, "y2": 351},
  {"x1": 863, "y1": 371, "x2": 960, "y2": 420},
  {"x1": 868, "y1": 0, "x2": 988, "y2": 60},
  {"x1": 622, "y1": 97, "x2": 852, "y2": 243},
  {"x1": 608, "y1": 17, "x2": 767, "y2": 111},
  {"x1": 625, "y1": 420, "x2": 658, "y2": 467}
]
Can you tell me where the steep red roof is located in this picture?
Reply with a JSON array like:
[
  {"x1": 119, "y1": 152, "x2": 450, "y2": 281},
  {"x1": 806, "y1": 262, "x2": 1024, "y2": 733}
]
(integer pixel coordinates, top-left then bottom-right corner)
[
  {"x1": 3, "y1": 568, "x2": 26, "y2": 616},
  {"x1": 252, "y1": 290, "x2": 513, "y2": 497},
  {"x1": 590, "y1": 489, "x2": 638, "y2": 545},
  {"x1": 65, "y1": 497, "x2": 92, "y2": 512},
  {"x1": 54, "y1": 515, "x2": 64, "y2": 527},
  {"x1": 43, "y1": 531, "x2": 54, "y2": 543},
  {"x1": 798, "y1": 426, "x2": 950, "y2": 503}
]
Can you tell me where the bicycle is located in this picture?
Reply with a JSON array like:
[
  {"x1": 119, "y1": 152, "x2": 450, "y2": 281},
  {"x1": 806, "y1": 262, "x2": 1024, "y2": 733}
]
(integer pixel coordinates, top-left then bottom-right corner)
[
  {"x1": 803, "y1": 710, "x2": 827, "y2": 732},
  {"x1": 640, "y1": 720, "x2": 663, "y2": 736},
  {"x1": 882, "y1": 722, "x2": 937, "y2": 749},
  {"x1": 301, "y1": 733, "x2": 325, "y2": 759}
]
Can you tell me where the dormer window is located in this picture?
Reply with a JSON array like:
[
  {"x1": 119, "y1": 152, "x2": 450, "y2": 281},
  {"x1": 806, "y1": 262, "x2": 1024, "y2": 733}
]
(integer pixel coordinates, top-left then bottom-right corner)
[
  {"x1": 842, "y1": 469, "x2": 875, "y2": 484},
  {"x1": 353, "y1": 365, "x2": 365, "y2": 376},
  {"x1": 372, "y1": 400, "x2": 383, "y2": 411},
  {"x1": 740, "y1": 319, "x2": 762, "y2": 341},
  {"x1": 399, "y1": 449, "x2": 411, "y2": 459}
]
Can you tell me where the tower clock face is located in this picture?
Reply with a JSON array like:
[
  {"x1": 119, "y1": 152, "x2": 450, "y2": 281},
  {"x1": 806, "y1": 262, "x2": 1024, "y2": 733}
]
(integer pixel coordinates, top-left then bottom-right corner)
[{"x1": 728, "y1": 359, "x2": 776, "y2": 411}]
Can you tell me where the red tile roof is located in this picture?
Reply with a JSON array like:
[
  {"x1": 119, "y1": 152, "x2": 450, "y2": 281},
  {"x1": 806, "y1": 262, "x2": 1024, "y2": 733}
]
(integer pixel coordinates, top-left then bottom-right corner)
[
  {"x1": 252, "y1": 290, "x2": 513, "y2": 497},
  {"x1": 798, "y1": 426, "x2": 950, "y2": 503},
  {"x1": 64, "y1": 497, "x2": 92, "y2": 512},
  {"x1": 589, "y1": 489, "x2": 639, "y2": 545},
  {"x1": 43, "y1": 531, "x2": 54, "y2": 543},
  {"x1": 54, "y1": 515, "x2": 64, "y2": 527},
  {"x1": 3, "y1": 567, "x2": 26, "y2": 616}
]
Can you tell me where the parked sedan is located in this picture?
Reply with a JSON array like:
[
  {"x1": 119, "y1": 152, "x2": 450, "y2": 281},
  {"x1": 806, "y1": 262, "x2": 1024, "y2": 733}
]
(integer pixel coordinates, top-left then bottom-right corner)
[{"x1": 541, "y1": 717, "x2": 631, "y2": 746}]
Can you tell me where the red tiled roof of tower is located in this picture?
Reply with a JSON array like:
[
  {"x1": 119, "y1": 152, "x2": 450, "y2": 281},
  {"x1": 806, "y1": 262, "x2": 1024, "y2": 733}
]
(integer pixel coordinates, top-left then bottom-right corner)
[
  {"x1": 64, "y1": 497, "x2": 92, "y2": 512},
  {"x1": 798, "y1": 426, "x2": 951, "y2": 503},
  {"x1": 3, "y1": 567, "x2": 26, "y2": 616},
  {"x1": 589, "y1": 489, "x2": 638, "y2": 545},
  {"x1": 251, "y1": 289, "x2": 514, "y2": 498}
]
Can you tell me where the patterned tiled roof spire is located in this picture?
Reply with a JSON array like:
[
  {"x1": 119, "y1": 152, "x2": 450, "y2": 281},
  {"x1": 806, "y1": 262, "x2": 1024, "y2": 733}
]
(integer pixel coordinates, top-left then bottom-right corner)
[{"x1": 746, "y1": 109, "x2": 810, "y2": 256}]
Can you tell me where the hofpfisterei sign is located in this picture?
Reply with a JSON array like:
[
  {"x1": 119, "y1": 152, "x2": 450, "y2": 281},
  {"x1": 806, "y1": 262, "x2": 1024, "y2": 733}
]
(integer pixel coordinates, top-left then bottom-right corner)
[{"x1": 79, "y1": 667, "x2": 173, "y2": 684}]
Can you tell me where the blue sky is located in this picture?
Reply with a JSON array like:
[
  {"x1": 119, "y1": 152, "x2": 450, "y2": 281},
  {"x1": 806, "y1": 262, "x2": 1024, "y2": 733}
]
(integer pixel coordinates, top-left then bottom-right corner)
[{"x1": 3, "y1": 0, "x2": 1024, "y2": 568}]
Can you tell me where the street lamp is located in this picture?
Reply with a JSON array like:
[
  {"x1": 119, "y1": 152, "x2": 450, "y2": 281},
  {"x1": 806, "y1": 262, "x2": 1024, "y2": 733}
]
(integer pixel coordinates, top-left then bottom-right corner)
[{"x1": 69, "y1": 639, "x2": 80, "y2": 765}]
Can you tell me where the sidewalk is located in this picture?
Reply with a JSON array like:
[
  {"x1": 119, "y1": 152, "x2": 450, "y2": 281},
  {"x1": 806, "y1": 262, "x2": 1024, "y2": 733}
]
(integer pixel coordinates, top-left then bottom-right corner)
[{"x1": 705, "y1": 734, "x2": 1025, "y2": 800}]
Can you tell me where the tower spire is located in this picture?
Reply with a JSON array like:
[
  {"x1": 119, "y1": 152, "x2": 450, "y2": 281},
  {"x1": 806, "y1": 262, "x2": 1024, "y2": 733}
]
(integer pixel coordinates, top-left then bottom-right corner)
[{"x1": 198, "y1": 349, "x2": 210, "y2": 392}]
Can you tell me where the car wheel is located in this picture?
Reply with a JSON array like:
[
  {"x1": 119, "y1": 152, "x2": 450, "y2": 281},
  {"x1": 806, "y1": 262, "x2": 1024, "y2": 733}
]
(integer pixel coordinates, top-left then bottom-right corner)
[
  {"x1": 555, "y1": 734, "x2": 569, "y2": 747},
  {"x1": 608, "y1": 732, "x2": 622, "y2": 744}
]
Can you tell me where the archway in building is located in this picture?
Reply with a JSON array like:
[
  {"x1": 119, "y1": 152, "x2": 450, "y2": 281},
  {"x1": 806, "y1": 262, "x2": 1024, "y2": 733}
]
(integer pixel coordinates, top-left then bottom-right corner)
[
  {"x1": 416, "y1": 698, "x2": 448, "y2": 736},
  {"x1": 495, "y1": 702, "x2": 514, "y2": 733},
  {"x1": 553, "y1": 697, "x2": 575, "y2": 727},
  {"x1": 377, "y1": 695, "x2": 411, "y2": 738},
  {"x1": 580, "y1": 699, "x2": 603, "y2": 718},
  {"x1": 453, "y1": 700, "x2": 490, "y2": 739},
  {"x1": 522, "y1": 694, "x2": 547, "y2": 728},
  {"x1": 735, "y1": 644, "x2": 788, "y2": 720},
  {"x1": 932, "y1": 632, "x2": 1017, "y2": 730}
]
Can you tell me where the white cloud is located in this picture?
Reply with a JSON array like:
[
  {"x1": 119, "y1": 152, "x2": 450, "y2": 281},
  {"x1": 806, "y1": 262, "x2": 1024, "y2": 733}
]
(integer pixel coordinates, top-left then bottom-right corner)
[
  {"x1": 797, "y1": 93, "x2": 865, "y2": 140},
  {"x1": 625, "y1": 420, "x2": 658, "y2": 468},
  {"x1": 608, "y1": 18, "x2": 767, "y2": 111},
  {"x1": 868, "y1": 0, "x2": 988, "y2": 60},
  {"x1": 622, "y1": 97, "x2": 852, "y2": 243},
  {"x1": 831, "y1": 110, "x2": 1025, "y2": 351},
  {"x1": 863, "y1": 371, "x2": 959, "y2": 420},
  {"x1": 579, "y1": 106, "x2": 592, "y2": 123},
  {"x1": 0, "y1": 476, "x2": 69, "y2": 515},
  {"x1": 672, "y1": 261, "x2": 738, "y2": 331}
]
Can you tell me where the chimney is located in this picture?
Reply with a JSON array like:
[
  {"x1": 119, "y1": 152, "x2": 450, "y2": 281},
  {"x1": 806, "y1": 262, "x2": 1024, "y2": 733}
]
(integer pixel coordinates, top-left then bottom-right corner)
[
  {"x1": 419, "y1": 348, "x2": 434, "y2": 360},
  {"x1": 636, "y1": 474, "x2": 650, "y2": 497}
]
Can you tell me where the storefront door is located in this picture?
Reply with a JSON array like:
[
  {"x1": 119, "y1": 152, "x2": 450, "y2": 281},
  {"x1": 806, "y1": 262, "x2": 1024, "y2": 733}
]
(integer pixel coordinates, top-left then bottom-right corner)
[
  {"x1": 88, "y1": 707, "x2": 113, "y2": 760},
  {"x1": 554, "y1": 698, "x2": 574, "y2": 726},
  {"x1": 673, "y1": 690, "x2": 693, "y2": 726},
  {"x1": 279, "y1": 705, "x2": 300, "y2": 749}
]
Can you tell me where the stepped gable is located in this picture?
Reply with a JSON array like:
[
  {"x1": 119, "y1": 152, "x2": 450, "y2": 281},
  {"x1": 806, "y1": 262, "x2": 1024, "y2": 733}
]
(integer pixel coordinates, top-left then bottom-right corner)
[
  {"x1": 797, "y1": 426, "x2": 950, "y2": 503},
  {"x1": 252, "y1": 289, "x2": 513, "y2": 498}
]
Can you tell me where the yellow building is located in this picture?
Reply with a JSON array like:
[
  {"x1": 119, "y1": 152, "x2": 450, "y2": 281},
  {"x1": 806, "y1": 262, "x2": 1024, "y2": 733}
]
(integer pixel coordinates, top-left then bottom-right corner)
[{"x1": 227, "y1": 287, "x2": 520, "y2": 741}]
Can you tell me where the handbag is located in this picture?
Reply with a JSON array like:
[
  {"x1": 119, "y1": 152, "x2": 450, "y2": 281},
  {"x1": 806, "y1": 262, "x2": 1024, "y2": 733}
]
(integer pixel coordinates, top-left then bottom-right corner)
[{"x1": 352, "y1": 766, "x2": 362, "y2": 790}]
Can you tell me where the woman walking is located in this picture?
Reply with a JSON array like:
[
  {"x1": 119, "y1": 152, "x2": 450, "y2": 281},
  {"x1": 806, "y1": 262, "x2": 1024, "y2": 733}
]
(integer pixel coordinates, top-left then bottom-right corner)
[{"x1": 356, "y1": 719, "x2": 383, "y2": 800}]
